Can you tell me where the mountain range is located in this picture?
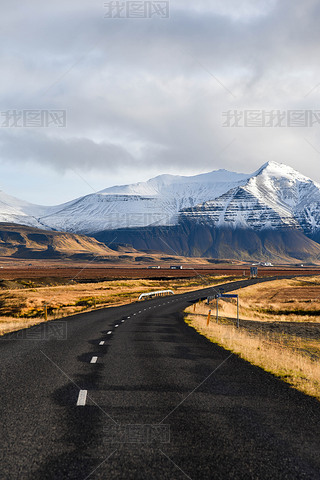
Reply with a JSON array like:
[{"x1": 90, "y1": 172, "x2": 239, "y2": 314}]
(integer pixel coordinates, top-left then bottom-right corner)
[{"x1": 2, "y1": 161, "x2": 320, "y2": 262}]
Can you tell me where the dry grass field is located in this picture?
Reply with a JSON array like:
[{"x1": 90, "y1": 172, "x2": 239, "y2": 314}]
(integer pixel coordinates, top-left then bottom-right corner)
[
  {"x1": 185, "y1": 276, "x2": 320, "y2": 401},
  {"x1": 233, "y1": 276, "x2": 320, "y2": 321},
  {"x1": 0, "y1": 275, "x2": 236, "y2": 336}
]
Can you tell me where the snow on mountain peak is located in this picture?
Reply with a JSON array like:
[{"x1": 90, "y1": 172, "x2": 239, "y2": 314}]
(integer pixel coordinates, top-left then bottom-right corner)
[
  {"x1": 180, "y1": 161, "x2": 320, "y2": 233},
  {"x1": 98, "y1": 168, "x2": 249, "y2": 197},
  {"x1": 252, "y1": 160, "x2": 311, "y2": 183},
  {"x1": 0, "y1": 162, "x2": 320, "y2": 236},
  {"x1": 38, "y1": 168, "x2": 250, "y2": 233}
]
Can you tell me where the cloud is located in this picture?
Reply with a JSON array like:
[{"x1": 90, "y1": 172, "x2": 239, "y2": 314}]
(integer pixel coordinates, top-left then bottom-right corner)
[
  {"x1": 0, "y1": 0, "x2": 320, "y2": 203},
  {"x1": 0, "y1": 130, "x2": 136, "y2": 172}
]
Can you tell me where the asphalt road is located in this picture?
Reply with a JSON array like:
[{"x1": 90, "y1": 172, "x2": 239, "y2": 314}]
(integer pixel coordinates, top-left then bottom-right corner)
[{"x1": 0, "y1": 278, "x2": 319, "y2": 479}]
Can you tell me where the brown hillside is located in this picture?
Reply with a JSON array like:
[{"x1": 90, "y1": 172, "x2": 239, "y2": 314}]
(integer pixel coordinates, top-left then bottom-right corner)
[{"x1": 0, "y1": 223, "x2": 118, "y2": 260}]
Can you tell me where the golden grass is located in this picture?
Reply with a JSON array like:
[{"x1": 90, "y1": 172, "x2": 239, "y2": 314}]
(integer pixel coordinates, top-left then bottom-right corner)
[
  {"x1": 0, "y1": 317, "x2": 46, "y2": 335},
  {"x1": 185, "y1": 301, "x2": 320, "y2": 401},
  {"x1": 0, "y1": 275, "x2": 238, "y2": 336},
  {"x1": 229, "y1": 276, "x2": 320, "y2": 323}
]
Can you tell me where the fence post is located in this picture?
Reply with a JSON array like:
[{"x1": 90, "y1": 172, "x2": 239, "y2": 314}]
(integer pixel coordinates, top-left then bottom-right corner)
[
  {"x1": 207, "y1": 309, "x2": 211, "y2": 326},
  {"x1": 216, "y1": 297, "x2": 219, "y2": 323},
  {"x1": 237, "y1": 296, "x2": 239, "y2": 328},
  {"x1": 44, "y1": 305, "x2": 48, "y2": 321}
]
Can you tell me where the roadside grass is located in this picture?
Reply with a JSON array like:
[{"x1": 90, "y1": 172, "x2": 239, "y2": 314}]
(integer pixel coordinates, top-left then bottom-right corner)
[
  {"x1": 231, "y1": 276, "x2": 320, "y2": 323},
  {"x1": 185, "y1": 298, "x2": 320, "y2": 401},
  {"x1": 0, "y1": 317, "x2": 43, "y2": 335},
  {"x1": 0, "y1": 275, "x2": 238, "y2": 336}
]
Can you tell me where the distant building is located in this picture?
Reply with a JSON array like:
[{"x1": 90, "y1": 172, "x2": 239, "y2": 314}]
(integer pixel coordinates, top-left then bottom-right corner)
[
  {"x1": 170, "y1": 265, "x2": 183, "y2": 270},
  {"x1": 147, "y1": 266, "x2": 161, "y2": 269}
]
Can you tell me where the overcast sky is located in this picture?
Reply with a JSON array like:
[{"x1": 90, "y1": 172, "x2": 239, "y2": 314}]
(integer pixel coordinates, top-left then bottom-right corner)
[{"x1": 1, "y1": 0, "x2": 320, "y2": 204}]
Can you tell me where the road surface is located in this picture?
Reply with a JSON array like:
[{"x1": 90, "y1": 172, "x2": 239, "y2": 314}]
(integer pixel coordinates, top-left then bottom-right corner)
[{"x1": 0, "y1": 278, "x2": 319, "y2": 479}]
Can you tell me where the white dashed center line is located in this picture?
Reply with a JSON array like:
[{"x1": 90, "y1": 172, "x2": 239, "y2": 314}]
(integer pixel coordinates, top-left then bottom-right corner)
[
  {"x1": 99, "y1": 341, "x2": 105, "y2": 345},
  {"x1": 107, "y1": 331, "x2": 112, "y2": 335},
  {"x1": 115, "y1": 324, "x2": 119, "y2": 327},
  {"x1": 76, "y1": 390, "x2": 87, "y2": 406},
  {"x1": 90, "y1": 356, "x2": 98, "y2": 363},
  {"x1": 121, "y1": 320, "x2": 125, "y2": 323}
]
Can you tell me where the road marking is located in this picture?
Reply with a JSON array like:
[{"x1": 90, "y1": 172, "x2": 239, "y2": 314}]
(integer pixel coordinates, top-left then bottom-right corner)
[
  {"x1": 90, "y1": 356, "x2": 98, "y2": 363},
  {"x1": 77, "y1": 390, "x2": 87, "y2": 406},
  {"x1": 107, "y1": 331, "x2": 112, "y2": 335},
  {"x1": 115, "y1": 324, "x2": 119, "y2": 327},
  {"x1": 127, "y1": 316, "x2": 131, "y2": 319},
  {"x1": 99, "y1": 341, "x2": 105, "y2": 345},
  {"x1": 138, "y1": 311, "x2": 142, "y2": 313},
  {"x1": 121, "y1": 320, "x2": 124, "y2": 322}
]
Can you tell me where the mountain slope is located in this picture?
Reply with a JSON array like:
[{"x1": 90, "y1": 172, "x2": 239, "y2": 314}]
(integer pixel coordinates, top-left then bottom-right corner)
[
  {"x1": 37, "y1": 169, "x2": 250, "y2": 233},
  {"x1": 0, "y1": 223, "x2": 119, "y2": 260},
  {"x1": 181, "y1": 162, "x2": 320, "y2": 233},
  {"x1": 26, "y1": 162, "x2": 320, "y2": 236},
  {"x1": 1, "y1": 161, "x2": 320, "y2": 262},
  {"x1": 2, "y1": 162, "x2": 320, "y2": 237},
  {"x1": 0, "y1": 191, "x2": 45, "y2": 229},
  {"x1": 94, "y1": 223, "x2": 320, "y2": 264},
  {"x1": 91, "y1": 162, "x2": 320, "y2": 263},
  {"x1": 0, "y1": 191, "x2": 79, "y2": 231}
]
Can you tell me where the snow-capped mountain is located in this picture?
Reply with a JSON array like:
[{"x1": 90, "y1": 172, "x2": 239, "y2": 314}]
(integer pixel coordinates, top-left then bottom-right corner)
[
  {"x1": 0, "y1": 190, "x2": 46, "y2": 228},
  {"x1": 36, "y1": 169, "x2": 250, "y2": 233},
  {"x1": 0, "y1": 191, "x2": 78, "y2": 230},
  {"x1": 180, "y1": 162, "x2": 320, "y2": 233},
  {"x1": 1, "y1": 162, "x2": 320, "y2": 241}
]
